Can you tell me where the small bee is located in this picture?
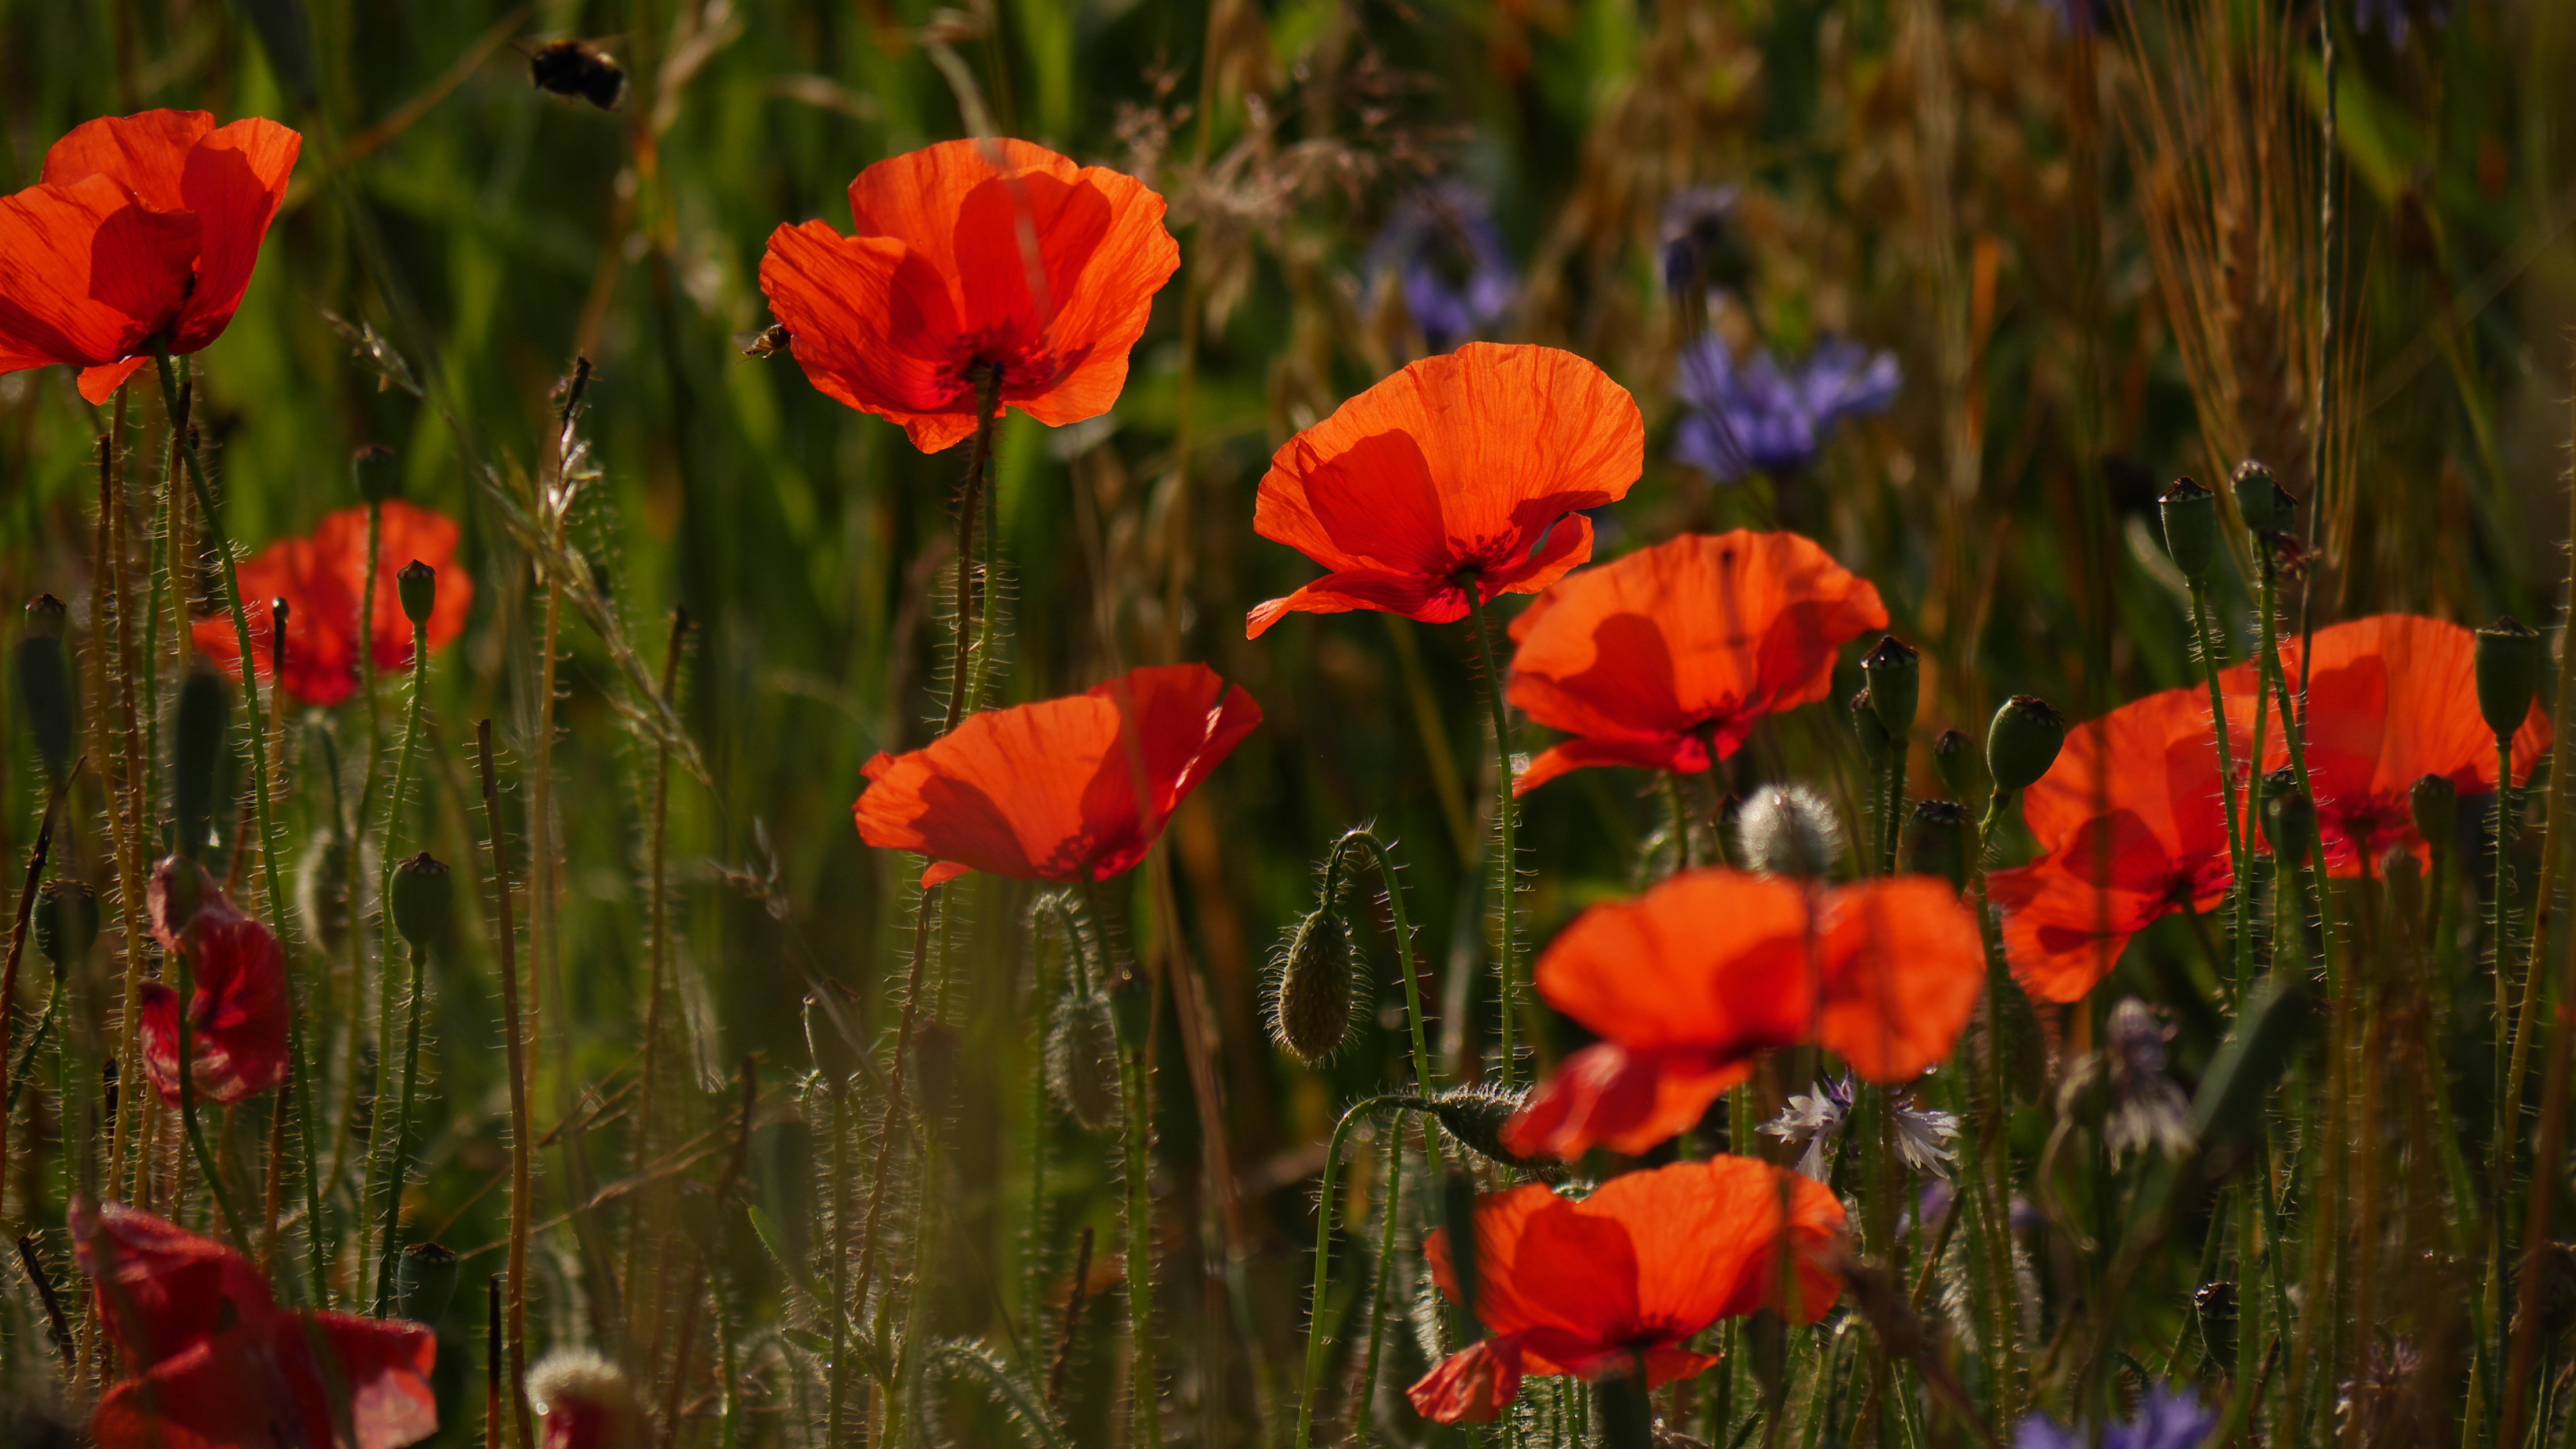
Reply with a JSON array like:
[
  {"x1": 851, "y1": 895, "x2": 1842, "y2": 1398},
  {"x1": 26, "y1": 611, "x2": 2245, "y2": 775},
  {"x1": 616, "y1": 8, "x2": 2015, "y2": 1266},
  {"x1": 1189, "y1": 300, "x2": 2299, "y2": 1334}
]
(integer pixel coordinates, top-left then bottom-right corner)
[
  {"x1": 528, "y1": 38, "x2": 627, "y2": 111},
  {"x1": 738, "y1": 324, "x2": 792, "y2": 360}
]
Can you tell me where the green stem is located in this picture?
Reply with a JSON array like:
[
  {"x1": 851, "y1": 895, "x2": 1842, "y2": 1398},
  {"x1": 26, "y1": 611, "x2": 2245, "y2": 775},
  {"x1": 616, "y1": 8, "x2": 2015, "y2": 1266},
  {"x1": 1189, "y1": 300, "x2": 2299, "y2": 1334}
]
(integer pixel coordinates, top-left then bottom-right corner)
[
  {"x1": 1327, "y1": 830, "x2": 1441, "y2": 1104},
  {"x1": 1119, "y1": 1034, "x2": 1160, "y2": 1449},
  {"x1": 1351, "y1": 1123, "x2": 1404, "y2": 1449},
  {"x1": 1460, "y1": 589, "x2": 1519, "y2": 1088},
  {"x1": 1296, "y1": 1093, "x2": 1415, "y2": 1449},
  {"x1": 2188, "y1": 580, "x2": 2254, "y2": 999},
  {"x1": 360, "y1": 623, "x2": 429, "y2": 1302},
  {"x1": 2476, "y1": 730, "x2": 2517, "y2": 1417},
  {"x1": 939, "y1": 366, "x2": 1005, "y2": 738},
  {"x1": 153, "y1": 348, "x2": 327, "y2": 1304},
  {"x1": 370, "y1": 940, "x2": 430, "y2": 1315}
]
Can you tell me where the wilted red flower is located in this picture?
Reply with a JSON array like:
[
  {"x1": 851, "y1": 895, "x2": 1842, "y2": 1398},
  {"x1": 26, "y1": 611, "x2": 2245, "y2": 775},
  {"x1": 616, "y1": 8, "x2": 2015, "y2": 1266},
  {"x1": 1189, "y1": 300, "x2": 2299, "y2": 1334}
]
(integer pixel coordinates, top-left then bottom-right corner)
[
  {"x1": 1502, "y1": 869, "x2": 1984, "y2": 1159},
  {"x1": 1505, "y1": 530, "x2": 1888, "y2": 794},
  {"x1": 139, "y1": 856, "x2": 290, "y2": 1105},
  {"x1": 1406, "y1": 1158, "x2": 1845, "y2": 1424},
  {"x1": 2225, "y1": 613, "x2": 2548, "y2": 874},
  {"x1": 74, "y1": 1198, "x2": 439, "y2": 1449},
  {"x1": 0, "y1": 110, "x2": 301, "y2": 404},
  {"x1": 856, "y1": 663, "x2": 1262, "y2": 887},
  {"x1": 1988, "y1": 687, "x2": 2238, "y2": 1003},
  {"x1": 1245, "y1": 343, "x2": 1642, "y2": 638},
  {"x1": 759, "y1": 139, "x2": 1179, "y2": 452},
  {"x1": 191, "y1": 500, "x2": 474, "y2": 708}
]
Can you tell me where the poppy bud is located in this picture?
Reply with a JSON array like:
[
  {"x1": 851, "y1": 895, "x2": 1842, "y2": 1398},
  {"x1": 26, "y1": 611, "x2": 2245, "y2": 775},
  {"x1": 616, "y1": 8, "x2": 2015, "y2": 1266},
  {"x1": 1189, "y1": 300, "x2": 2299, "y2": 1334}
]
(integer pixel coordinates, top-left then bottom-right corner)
[
  {"x1": 36, "y1": 880, "x2": 97, "y2": 975},
  {"x1": 1903, "y1": 800, "x2": 1973, "y2": 891},
  {"x1": 1849, "y1": 690, "x2": 1898, "y2": 766},
  {"x1": 1429, "y1": 1083, "x2": 1560, "y2": 1178},
  {"x1": 396, "y1": 560, "x2": 438, "y2": 630},
  {"x1": 390, "y1": 852, "x2": 452, "y2": 951},
  {"x1": 299, "y1": 832, "x2": 351, "y2": 956},
  {"x1": 1735, "y1": 784, "x2": 1845, "y2": 881},
  {"x1": 1044, "y1": 988, "x2": 1122, "y2": 1131},
  {"x1": 16, "y1": 596, "x2": 74, "y2": 783},
  {"x1": 2474, "y1": 616, "x2": 2545, "y2": 739},
  {"x1": 2231, "y1": 459, "x2": 2292, "y2": 535},
  {"x1": 173, "y1": 669, "x2": 229, "y2": 859},
  {"x1": 1986, "y1": 695, "x2": 2067, "y2": 795},
  {"x1": 2195, "y1": 1280, "x2": 2239, "y2": 1371},
  {"x1": 1860, "y1": 637, "x2": 1921, "y2": 740},
  {"x1": 529, "y1": 1348, "x2": 648, "y2": 1449},
  {"x1": 1108, "y1": 967, "x2": 1154, "y2": 1053},
  {"x1": 2260, "y1": 768, "x2": 2313, "y2": 869},
  {"x1": 398, "y1": 1240, "x2": 460, "y2": 1326},
  {"x1": 1267, "y1": 908, "x2": 1357, "y2": 1066},
  {"x1": 2158, "y1": 477, "x2": 2220, "y2": 581},
  {"x1": 1440, "y1": 1168, "x2": 1482, "y2": 1332},
  {"x1": 2410, "y1": 775, "x2": 2457, "y2": 857},
  {"x1": 1932, "y1": 728, "x2": 1985, "y2": 801},
  {"x1": 352, "y1": 442, "x2": 399, "y2": 505}
]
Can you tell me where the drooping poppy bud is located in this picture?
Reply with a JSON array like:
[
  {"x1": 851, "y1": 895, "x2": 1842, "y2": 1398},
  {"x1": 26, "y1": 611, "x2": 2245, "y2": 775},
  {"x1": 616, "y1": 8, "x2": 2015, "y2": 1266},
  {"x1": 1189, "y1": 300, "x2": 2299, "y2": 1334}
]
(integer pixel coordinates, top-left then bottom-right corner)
[
  {"x1": 1267, "y1": 908, "x2": 1357, "y2": 1066},
  {"x1": 1735, "y1": 784, "x2": 1845, "y2": 880},
  {"x1": 2410, "y1": 774, "x2": 2457, "y2": 858},
  {"x1": 528, "y1": 1348, "x2": 647, "y2": 1449},
  {"x1": 1430, "y1": 1083, "x2": 1559, "y2": 1177},
  {"x1": 299, "y1": 830, "x2": 349, "y2": 956},
  {"x1": 2260, "y1": 768, "x2": 2314, "y2": 869},
  {"x1": 390, "y1": 852, "x2": 452, "y2": 951},
  {"x1": 2159, "y1": 477, "x2": 2220, "y2": 581},
  {"x1": 1849, "y1": 690, "x2": 1898, "y2": 767},
  {"x1": 1903, "y1": 800, "x2": 1973, "y2": 891},
  {"x1": 37, "y1": 880, "x2": 98, "y2": 974},
  {"x1": 1044, "y1": 987, "x2": 1121, "y2": 1131},
  {"x1": 1860, "y1": 637, "x2": 1920, "y2": 740},
  {"x1": 396, "y1": 559, "x2": 438, "y2": 631},
  {"x1": 2231, "y1": 459, "x2": 2291, "y2": 535},
  {"x1": 173, "y1": 669, "x2": 229, "y2": 859},
  {"x1": 1932, "y1": 728, "x2": 1984, "y2": 801},
  {"x1": 16, "y1": 595, "x2": 74, "y2": 783},
  {"x1": 2474, "y1": 616, "x2": 2545, "y2": 740},
  {"x1": 1987, "y1": 695, "x2": 2067, "y2": 795}
]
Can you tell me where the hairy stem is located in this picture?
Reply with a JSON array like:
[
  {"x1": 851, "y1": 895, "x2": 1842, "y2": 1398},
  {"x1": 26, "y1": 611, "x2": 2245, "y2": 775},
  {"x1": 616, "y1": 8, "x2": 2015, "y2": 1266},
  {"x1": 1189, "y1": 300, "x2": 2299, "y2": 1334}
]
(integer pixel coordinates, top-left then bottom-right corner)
[
  {"x1": 1461, "y1": 588, "x2": 1519, "y2": 1088},
  {"x1": 476, "y1": 720, "x2": 536, "y2": 1449}
]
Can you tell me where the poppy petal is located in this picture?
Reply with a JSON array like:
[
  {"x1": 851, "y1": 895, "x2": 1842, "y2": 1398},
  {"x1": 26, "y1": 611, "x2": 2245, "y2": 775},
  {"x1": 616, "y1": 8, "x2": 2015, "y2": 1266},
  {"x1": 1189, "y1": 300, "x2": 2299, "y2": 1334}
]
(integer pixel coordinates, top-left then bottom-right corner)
[
  {"x1": 1245, "y1": 568, "x2": 1460, "y2": 638},
  {"x1": 72, "y1": 1198, "x2": 274, "y2": 1368},
  {"x1": 1532, "y1": 869, "x2": 1813, "y2": 1052},
  {"x1": 167, "y1": 117, "x2": 301, "y2": 354},
  {"x1": 190, "y1": 500, "x2": 473, "y2": 708},
  {"x1": 1512, "y1": 736, "x2": 1693, "y2": 797},
  {"x1": 1814, "y1": 875, "x2": 1987, "y2": 1082},
  {"x1": 78, "y1": 356, "x2": 151, "y2": 402},
  {"x1": 1407, "y1": 1336, "x2": 1528, "y2": 1425},
  {"x1": 1501, "y1": 1041, "x2": 1749, "y2": 1159},
  {"x1": 0, "y1": 172, "x2": 199, "y2": 376}
]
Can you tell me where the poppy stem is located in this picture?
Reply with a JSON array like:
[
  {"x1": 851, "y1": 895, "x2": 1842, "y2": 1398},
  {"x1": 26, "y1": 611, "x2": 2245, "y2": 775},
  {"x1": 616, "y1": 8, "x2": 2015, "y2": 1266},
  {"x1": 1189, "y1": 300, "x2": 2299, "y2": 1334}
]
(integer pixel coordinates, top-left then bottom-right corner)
[
  {"x1": 2475, "y1": 727, "x2": 2518, "y2": 1418},
  {"x1": 1598, "y1": 1356, "x2": 1655, "y2": 1449},
  {"x1": 0, "y1": 787, "x2": 55, "y2": 1237},
  {"x1": 1327, "y1": 829, "x2": 1442, "y2": 1103},
  {"x1": 2186, "y1": 578, "x2": 2254, "y2": 1002},
  {"x1": 1295, "y1": 1092, "x2": 1416, "y2": 1449},
  {"x1": 366, "y1": 620, "x2": 432, "y2": 1312},
  {"x1": 152, "y1": 348, "x2": 327, "y2": 1305},
  {"x1": 1461, "y1": 587, "x2": 1520, "y2": 1088},
  {"x1": 939, "y1": 365, "x2": 1006, "y2": 738},
  {"x1": 1119, "y1": 1022, "x2": 1161, "y2": 1449},
  {"x1": 1350, "y1": 1121, "x2": 1405, "y2": 1449},
  {"x1": 170, "y1": 941, "x2": 251, "y2": 1252},
  {"x1": 474, "y1": 720, "x2": 537, "y2": 1449},
  {"x1": 370, "y1": 938, "x2": 430, "y2": 1318}
]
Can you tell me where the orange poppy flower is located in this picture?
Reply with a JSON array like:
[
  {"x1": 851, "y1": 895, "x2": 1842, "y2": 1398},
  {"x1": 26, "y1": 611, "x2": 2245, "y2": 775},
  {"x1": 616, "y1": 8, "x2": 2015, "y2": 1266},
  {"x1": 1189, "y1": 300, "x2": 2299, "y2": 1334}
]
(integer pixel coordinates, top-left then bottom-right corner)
[
  {"x1": 191, "y1": 500, "x2": 475, "y2": 708},
  {"x1": 856, "y1": 663, "x2": 1262, "y2": 887},
  {"x1": 1505, "y1": 530, "x2": 1887, "y2": 794},
  {"x1": 0, "y1": 110, "x2": 300, "y2": 404},
  {"x1": 2223, "y1": 613, "x2": 2548, "y2": 875},
  {"x1": 759, "y1": 139, "x2": 1179, "y2": 452},
  {"x1": 138, "y1": 856, "x2": 290, "y2": 1105},
  {"x1": 74, "y1": 1198, "x2": 440, "y2": 1449},
  {"x1": 1502, "y1": 869, "x2": 1984, "y2": 1160},
  {"x1": 1988, "y1": 687, "x2": 2238, "y2": 1003},
  {"x1": 1406, "y1": 1158, "x2": 1846, "y2": 1424},
  {"x1": 1245, "y1": 343, "x2": 1643, "y2": 638}
]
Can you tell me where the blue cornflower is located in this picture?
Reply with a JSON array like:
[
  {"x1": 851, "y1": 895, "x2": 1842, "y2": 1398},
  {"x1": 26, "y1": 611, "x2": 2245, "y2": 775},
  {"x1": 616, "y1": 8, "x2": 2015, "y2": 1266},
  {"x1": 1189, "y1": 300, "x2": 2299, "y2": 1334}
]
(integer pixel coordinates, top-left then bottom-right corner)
[
  {"x1": 2355, "y1": 0, "x2": 2449, "y2": 46},
  {"x1": 2016, "y1": 1386, "x2": 2216, "y2": 1449},
  {"x1": 1366, "y1": 181, "x2": 1516, "y2": 352},
  {"x1": 1673, "y1": 335, "x2": 1900, "y2": 481}
]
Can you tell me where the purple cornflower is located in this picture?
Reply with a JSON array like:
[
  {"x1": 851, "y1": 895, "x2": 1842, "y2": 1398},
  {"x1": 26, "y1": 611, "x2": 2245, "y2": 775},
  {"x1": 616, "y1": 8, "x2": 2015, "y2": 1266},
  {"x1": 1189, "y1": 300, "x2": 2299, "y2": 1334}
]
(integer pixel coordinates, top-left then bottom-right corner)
[
  {"x1": 2104, "y1": 997, "x2": 2195, "y2": 1162},
  {"x1": 1660, "y1": 185, "x2": 1745, "y2": 305},
  {"x1": 1674, "y1": 335, "x2": 1900, "y2": 481},
  {"x1": 1760, "y1": 1076, "x2": 1957, "y2": 1182},
  {"x1": 2355, "y1": 0, "x2": 2449, "y2": 46},
  {"x1": 1366, "y1": 181, "x2": 1516, "y2": 352},
  {"x1": 2016, "y1": 1386, "x2": 2215, "y2": 1449}
]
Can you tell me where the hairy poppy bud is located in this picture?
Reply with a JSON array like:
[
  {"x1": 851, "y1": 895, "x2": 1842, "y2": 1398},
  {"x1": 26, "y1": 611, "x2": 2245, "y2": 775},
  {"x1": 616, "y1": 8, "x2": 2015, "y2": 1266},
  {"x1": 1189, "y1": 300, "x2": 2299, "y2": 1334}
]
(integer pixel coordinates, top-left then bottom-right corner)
[
  {"x1": 352, "y1": 442, "x2": 399, "y2": 504},
  {"x1": 1986, "y1": 695, "x2": 2067, "y2": 795},
  {"x1": 1932, "y1": 728, "x2": 1984, "y2": 801},
  {"x1": 1903, "y1": 800, "x2": 1973, "y2": 891},
  {"x1": 1045, "y1": 988, "x2": 1122, "y2": 1130},
  {"x1": 1441, "y1": 1168, "x2": 1482, "y2": 1330},
  {"x1": 173, "y1": 669, "x2": 229, "y2": 859},
  {"x1": 1736, "y1": 784, "x2": 1845, "y2": 880},
  {"x1": 2410, "y1": 774, "x2": 2457, "y2": 857},
  {"x1": 396, "y1": 560, "x2": 438, "y2": 630},
  {"x1": 2231, "y1": 459, "x2": 2291, "y2": 535},
  {"x1": 1429, "y1": 1083, "x2": 1562, "y2": 1179},
  {"x1": 2260, "y1": 768, "x2": 2313, "y2": 869},
  {"x1": 530, "y1": 1348, "x2": 648, "y2": 1449},
  {"x1": 2159, "y1": 477, "x2": 2220, "y2": 581},
  {"x1": 16, "y1": 595, "x2": 74, "y2": 783},
  {"x1": 1267, "y1": 909, "x2": 1357, "y2": 1066},
  {"x1": 2475, "y1": 616, "x2": 2545, "y2": 739},
  {"x1": 36, "y1": 880, "x2": 97, "y2": 974},
  {"x1": 398, "y1": 1240, "x2": 460, "y2": 1324},
  {"x1": 1860, "y1": 637, "x2": 1921, "y2": 739},
  {"x1": 389, "y1": 852, "x2": 452, "y2": 951},
  {"x1": 1849, "y1": 690, "x2": 1898, "y2": 766},
  {"x1": 299, "y1": 831, "x2": 351, "y2": 955}
]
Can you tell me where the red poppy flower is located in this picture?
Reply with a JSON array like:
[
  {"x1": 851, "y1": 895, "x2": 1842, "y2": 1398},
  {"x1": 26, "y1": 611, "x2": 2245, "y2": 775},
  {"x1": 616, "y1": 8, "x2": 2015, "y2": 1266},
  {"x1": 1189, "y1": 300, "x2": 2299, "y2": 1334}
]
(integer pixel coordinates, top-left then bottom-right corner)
[
  {"x1": 190, "y1": 500, "x2": 475, "y2": 708},
  {"x1": 759, "y1": 139, "x2": 1179, "y2": 452},
  {"x1": 0, "y1": 110, "x2": 300, "y2": 404},
  {"x1": 2224, "y1": 613, "x2": 2548, "y2": 875},
  {"x1": 138, "y1": 856, "x2": 290, "y2": 1106},
  {"x1": 1245, "y1": 343, "x2": 1643, "y2": 638},
  {"x1": 73, "y1": 1198, "x2": 440, "y2": 1449},
  {"x1": 1502, "y1": 870, "x2": 1985, "y2": 1159},
  {"x1": 1406, "y1": 1158, "x2": 1846, "y2": 1424},
  {"x1": 1505, "y1": 530, "x2": 1888, "y2": 793},
  {"x1": 1988, "y1": 686, "x2": 2238, "y2": 1003},
  {"x1": 856, "y1": 663, "x2": 1262, "y2": 887}
]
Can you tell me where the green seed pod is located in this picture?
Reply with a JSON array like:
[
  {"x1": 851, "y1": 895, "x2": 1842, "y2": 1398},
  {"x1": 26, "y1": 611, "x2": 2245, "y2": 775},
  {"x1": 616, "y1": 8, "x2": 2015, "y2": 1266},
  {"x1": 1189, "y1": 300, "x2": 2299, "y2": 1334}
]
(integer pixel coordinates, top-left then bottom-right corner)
[
  {"x1": 1267, "y1": 909, "x2": 1357, "y2": 1066},
  {"x1": 1986, "y1": 695, "x2": 2067, "y2": 795},
  {"x1": 388, "y1": 852, "x2": 452, "y2": 951},
  {"x1": 2231, "y1": 459, "x2": 2292, "y2": 535},
  {"x1": 396, "y1": 560, "x2": 438, "y2": 630},
  {"x1": 2159, "y1": 477, "x2": 2221, "y2": 581},
  {"x1": 35, "y1": 880, "x2": 98, "y2": 975},
  {"x1": 397, "y1": 1241, "x2": 460, "y2": 1324},
  {"x1": 1932, "y1": 728, "x2": 1985, "y2": 801},
  {"x1": 352, "y1": 442, "x2": 399, "y2": 505},
  {"x1": 173, "y1": 669, "x2": 229, "y2": 859},
  {"x1": 1903, "y1": 799, "x2": 1973, "y2": 891},
  {"x1": 1045, "y1": 987, "x2": 1123, "y2": 1130},
  {"x1": 16, "y1": 596, "x2": 74, "y2": 784},
  {"x1": 2475, "y1": 616, "x2": 2545, "y2": 739},
  {"x1": 1849, "y1": 689, "x2": 1898, "y2": 767},
  {"x1": 1428, "y1": 1083, "x2": 1563, "y2": 1179},
  {"x1": 1440, "y1": 1168, "x2": 1482, "y2": 1330},
  {"x1": 1108, "y1": 968, "x2": 1154, "y2": 1053},
  {"x1": 2410, "y1": 774, "x2": 2457, "y2": 857},
  {"x1": 2260, "y1": 768, "x2": 2313, "y2": 870},
  {"x1": 1860, "y1": 636, "x2": 1921, "y2": 740}
]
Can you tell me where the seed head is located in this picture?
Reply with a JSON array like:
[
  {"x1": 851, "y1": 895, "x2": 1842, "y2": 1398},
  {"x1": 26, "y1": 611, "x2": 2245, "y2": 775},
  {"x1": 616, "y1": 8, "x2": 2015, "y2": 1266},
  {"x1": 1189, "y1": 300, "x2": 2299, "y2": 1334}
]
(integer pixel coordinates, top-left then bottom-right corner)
[
  {"x1": 1860, "y1": 636, "x2": 1920, "y2": 738},
  {"x1": 390, "y1": 852, "x2": 453, "y2": 951},
  {"x1": 2410, "y1": 774, "x2": 2457, "y2": 856},
  {"x1": 2231, "y1": 458, "x2": 2293, "y2": 534},
  {"x1": 1736, "y1": 784, "x2": 1845, "y2": 881},
  {"x1": 1849, "y1": 689, "x2": 1898, "y2": 767},
  {"x1": 1902, "y1": 799, "x2": 1972, "y2": 891},
  {"x1": 2260, "y1": 767, "x2": 2313, "y2": 869},
  {"x1": 1932, "y1": 728, "x2": 1985, "y2": 801},
  {"x1": 396, "y1": 560, "x2": 438, "y2": 630},
  {"x1": 2158, "y1": 477, "x2": 2220, "y2": 581},
  {"x1": 1986, "y1": 695, "x2": 2067, "y2": 795},
  {"x1": 2474, "y1": 615, "x2": 2545, "y2": 739}
]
